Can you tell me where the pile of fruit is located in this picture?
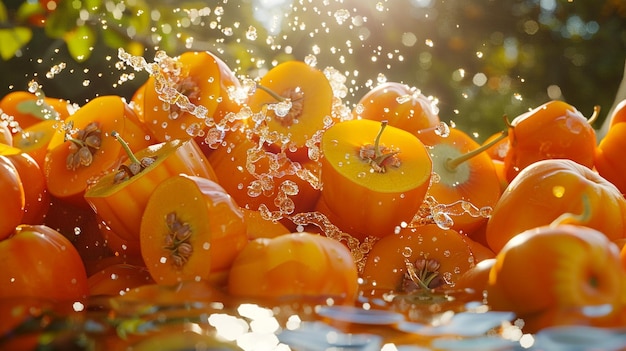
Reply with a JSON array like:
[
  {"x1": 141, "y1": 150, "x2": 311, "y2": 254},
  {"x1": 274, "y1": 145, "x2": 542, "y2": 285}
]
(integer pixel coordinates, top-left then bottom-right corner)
[{"x1": 2, "y1": 48, "x2": 626, "y2": 350}]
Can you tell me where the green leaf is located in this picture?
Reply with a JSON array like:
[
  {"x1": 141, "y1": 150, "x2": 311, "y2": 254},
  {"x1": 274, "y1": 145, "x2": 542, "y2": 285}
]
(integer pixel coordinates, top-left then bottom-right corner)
[
  {"x1": 0, "y1": 27, "x2": 33, "y2": 60},
  {"x1": 0, "y1": 1, "x2": 8, "y2": 23},
  {"x1": 17, "y1": 1, "x2": 45, "y2": 23},
  {"x1": 44, "y1": 1, "x2": 80, "y2": 38},
  {"x1": 65, "y1": 25, "x2": 96, "y2": 62}
]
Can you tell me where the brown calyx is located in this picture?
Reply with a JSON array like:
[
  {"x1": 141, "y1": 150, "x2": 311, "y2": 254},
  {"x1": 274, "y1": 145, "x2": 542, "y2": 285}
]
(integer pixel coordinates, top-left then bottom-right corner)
[
  {"x1": 273, "y1": 87, "x2": 304, "y2": 127},
  {"x1": 66, "y1": 121, "x2": 102, "y2": 171},
  {"x1": 358, "y1": 120, "x2": 401, "y2": 173},
  {"x1": 113, "y1": 156, "x2": 157, "y2": 184},
  {"x1": 163, "y1": 212, "x2": 193, "y2": 269}
]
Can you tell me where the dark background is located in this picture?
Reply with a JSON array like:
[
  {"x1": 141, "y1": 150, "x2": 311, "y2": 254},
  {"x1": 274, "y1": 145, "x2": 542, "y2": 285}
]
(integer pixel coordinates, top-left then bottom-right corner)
[{"x1": 1, "y1": 0, "x2": 625, "y2": 140}]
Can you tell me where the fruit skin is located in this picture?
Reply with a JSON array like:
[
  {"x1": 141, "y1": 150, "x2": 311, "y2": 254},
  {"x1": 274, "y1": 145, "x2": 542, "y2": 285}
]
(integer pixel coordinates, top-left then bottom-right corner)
[
  {"x1": 0, "y1": 151, "x2": 49, "y2": 224},
  {"x1": 0, "y1": 155, "x2": 24, "y2": 240},
  {"x1": 504, "y1": 100, "x2": 596, "y2": 182},
  {"x1": 360, "y1": 224, "x2": 476, "y2": 296},
  {"x1": 485, "y1": 158, "x2": 626, "y2": 253},
  {"x1": 228, "y1": 232, "x2": 359, "y2": 302},
  {"x1": 594, "y1": 121, "x2": 626, "y2": 195},
  {"x1": 318, "y1": 119, "x2": 432, "y2": 241},
  {"x1": 0, "y1": 224, "x2": 90, "y2": 301},
  {"x1": 353, "y1": 81, "x2": 441, "y2": 134},
  {"x1": 487, "y1": 224, "x2": 625, "y2": 332}
]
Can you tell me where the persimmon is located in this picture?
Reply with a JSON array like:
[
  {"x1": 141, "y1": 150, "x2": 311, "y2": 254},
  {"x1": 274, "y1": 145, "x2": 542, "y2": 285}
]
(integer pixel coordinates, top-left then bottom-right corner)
[
  {"x1": 0, "y1": 119, "x2": 12, "y2": 145},
  {"x1": 12, "y1": 119, "x2": 57, "y2": 168},
  {"x1": 87, "y1": 263, "x2": 154, "y2": 297},
  {"x1": 594, "y1": 122, "x2": 626, "y2": 195},
  {"x1": 0, "y1": 151, "x2": 49, "y2": 224},
  {"x1": 43, "y1": 195, "x2": 113, "y2": 276},
  {"x1": 360, "y1": 224, "x2": 476, "y2": 296},
  {"x1": 130, "y1": 80, "x2": 147, "y2": 122},
  {"x1": 0, "y1": 224, "x2": 89, "y2": 301},
  {"x1": 482, "y1": 130, "x2": 510, "y2": 161},
  {"x1": 608, "y1": 98, "x2": 626, "y2": 127},
  {"x1": 415, "y1": 127, "x2": 503, "y2": 234},
  {"x1": 487, "y1": 224, "x2": 625, "y2": 331},
  {"x1": 454, "y1": 257, "x2": 495, "y2": 300},
  {"x1": 44, "y1": 95, "x2": 151, "y2": 206},
  {"x1": 228, "y1": 232, "x2": 359, "y2": 301},
  {"x1": 246, "y1": 60, "x2": 334, "y2": 162},
  {"x1": 85, "y1": 137, "x2": 218, "y2": 242},
  {"x1": 0, "y1": 155, "x2": 24, "y2": 240},
  {"x1": 140, "y1": 174, "x2": 248, "y2": 286},
  {"x1": 353, "y1": 81, "x2": 441, "y2": 134},
  {"x1": 485, "y1": 159, "x2": 626, "y2": 253},
  {"x1": 0, "y1": 90, "x2": 72, "y2": 130},
  {"x1": 206, "y1": 128, "x2": 321, "y2": 216},
  {"x1": 241, "y1": 207, "x2": 291, "y2": 240},
  {"x1": 503, "y1": 100, "x2": 597, "y2": 182},
  {"x1": 317, "y1": 119, "x2": 432, "y2": 241},
  {"x1": 142, "y1": 51, "x2": 241, "y2": 142}
]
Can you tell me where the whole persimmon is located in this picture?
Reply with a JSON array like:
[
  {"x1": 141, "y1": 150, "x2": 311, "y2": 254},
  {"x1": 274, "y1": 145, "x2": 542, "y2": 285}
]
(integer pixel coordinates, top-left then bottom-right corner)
[
  {"x1": 0, "y1": 225, "x2": 90, "y2": 301},
  {"x1": 353, "y1": 81, "x2": 441, "y2": 134},
  {"x1": 503, "y1": 100, "x2": 597, "y2": 182},
  {"x1": 486, "y1": 159, "x2": 626, "y2": 253},
  {"x1": 594, "y1": 122, "x2": 626, "y2": 195},
  {"x1": 487, "y1": 224, "x2": 626, "y2": 332},
  {"x1": 228, "y1": 232, "x2": 358, "y2": 302},
  {"x1": 0, "y1": 155, "x2": 24, "y2": 240}
]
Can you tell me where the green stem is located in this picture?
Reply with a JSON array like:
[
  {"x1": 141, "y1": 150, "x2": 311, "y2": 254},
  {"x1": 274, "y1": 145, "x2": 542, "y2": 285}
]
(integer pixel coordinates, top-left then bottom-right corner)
[
  {"x1": 445, "y1": 129, "x2": 508, "y2": 171},
  {"x1": 111, "y1": 130, "x2": 141, "y2": 165},
  {"x1": 374, "y1": 120, "x2": 388, "y2": 159},
  {"x1": 256, "y1": 84, "x2": 287, "y2": 102}
]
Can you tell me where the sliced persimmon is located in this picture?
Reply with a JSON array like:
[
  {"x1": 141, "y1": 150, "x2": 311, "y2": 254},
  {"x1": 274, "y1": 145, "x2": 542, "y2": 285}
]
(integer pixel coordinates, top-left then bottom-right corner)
[
  {"x1": 360, "y1": 224, "x2": 476, "y2": 296},
  {"x1": 140, "y1": 174, "x2": 247, "y2": 286},
  {"x1": 12, "y1": 119, "x2": 58, "y2": 168},
  {"x1": 246, "y1": 60, "x2": 334, "y2": 161},
  {"x1": 44, "y1": 95, "x2": 151, "y2": 207},
  {"x1": 317, "y1": 119, "x2": 432, "y2": 241},
  {"x1": 85, "y1": 138, "x2": 218, "y2": 242},
  {"x1": 0, "y1": 90, "x2": 72, "y2": 130},
  {"x1": 142, "y1": 51, "x2": 241, "y2": 142}
]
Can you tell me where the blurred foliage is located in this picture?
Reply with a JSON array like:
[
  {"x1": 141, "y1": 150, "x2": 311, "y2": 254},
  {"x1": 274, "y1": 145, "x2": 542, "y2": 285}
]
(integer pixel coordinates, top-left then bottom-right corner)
[{"x1": 0, "y1": 0, "x2": 625, "y2": 139}]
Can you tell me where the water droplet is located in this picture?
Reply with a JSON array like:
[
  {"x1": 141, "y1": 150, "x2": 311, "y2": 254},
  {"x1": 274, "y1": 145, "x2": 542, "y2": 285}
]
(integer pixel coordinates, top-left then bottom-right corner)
[
  {"x1": 434, "y1": 121, "x2": 450, "y2": 137},
  {"x1": 246, "y1": 26, "x2": 258, "y2": 40},
  {"x1": 334, "y1": 9, "x2": 351, "y2": 25}
]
